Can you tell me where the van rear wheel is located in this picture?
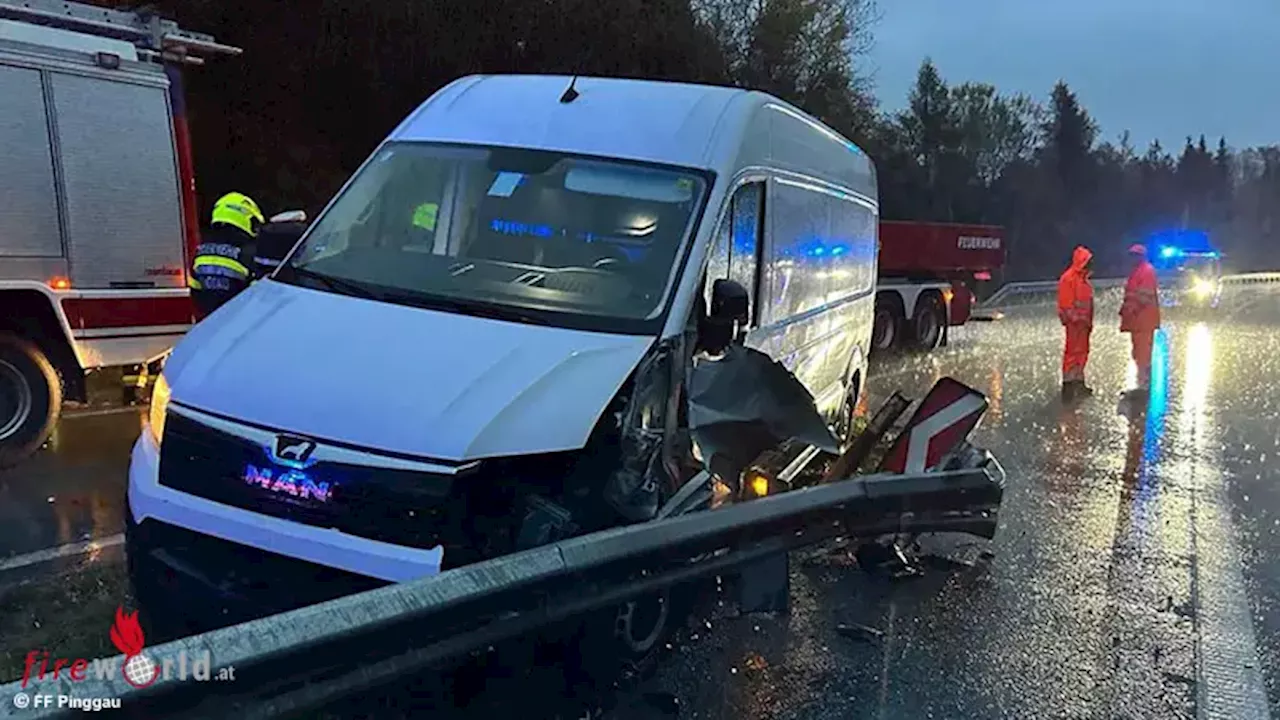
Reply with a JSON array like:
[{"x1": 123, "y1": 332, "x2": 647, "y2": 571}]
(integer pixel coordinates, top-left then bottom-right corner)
[{"x1": 0, "y1": 334, "x2": 61, "y2": 468}]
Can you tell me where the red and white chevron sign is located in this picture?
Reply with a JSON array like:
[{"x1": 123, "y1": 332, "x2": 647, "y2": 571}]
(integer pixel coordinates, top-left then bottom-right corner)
[{"x1": 879, "y1": 378, "x2": 989, "y2": 474}]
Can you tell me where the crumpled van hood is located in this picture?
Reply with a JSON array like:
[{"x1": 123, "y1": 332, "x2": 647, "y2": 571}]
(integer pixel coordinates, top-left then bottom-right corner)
[{"x1": 163, "y1": 280, "x2": 653, "y2": 461}]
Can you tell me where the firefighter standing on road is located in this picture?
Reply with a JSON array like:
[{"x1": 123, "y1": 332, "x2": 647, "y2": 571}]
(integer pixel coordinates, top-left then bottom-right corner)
[
  {"x1": 1057, "y1": 245, "x2": 1095, "y2": 401},
  {"x1": 1120, "y1": 243, "x2": 1161, "y2": 394},
  {"x1": 189, "y1": 192, "x2": 266, "y2": 321}
]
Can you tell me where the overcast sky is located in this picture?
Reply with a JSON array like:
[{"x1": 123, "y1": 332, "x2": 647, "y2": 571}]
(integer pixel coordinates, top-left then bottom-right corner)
[{"x1": 868, "y1": 0, "x2": 1279, "y2": 151}]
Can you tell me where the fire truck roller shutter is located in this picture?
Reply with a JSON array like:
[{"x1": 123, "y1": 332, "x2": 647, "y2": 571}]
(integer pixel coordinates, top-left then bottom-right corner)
[
  {"x1": 0, "y1": 64, "x2": 63, "y2": 258},
  {"x1": 49, "y1": 72, "x2": 186, "y2": 289}
]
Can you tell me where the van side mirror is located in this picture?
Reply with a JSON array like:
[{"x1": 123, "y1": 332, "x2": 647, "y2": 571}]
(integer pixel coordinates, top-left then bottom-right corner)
[
  {"x1": 698, "y1": 279, "x2": 749, "y2": 354},
  {"x1": 710, "y1": 278, "x2": 749, "y2": 324}
]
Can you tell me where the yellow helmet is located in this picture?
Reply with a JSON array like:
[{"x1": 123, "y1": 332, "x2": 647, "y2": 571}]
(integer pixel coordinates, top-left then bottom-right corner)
[{"x1": 211, "y1": 192, "x2": 265, "y2": 236}]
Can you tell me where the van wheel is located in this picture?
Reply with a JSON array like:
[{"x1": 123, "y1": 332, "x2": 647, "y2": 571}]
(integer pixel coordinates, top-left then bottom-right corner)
[
  {"x1": 579, "y1": 581, "x2": 687, "y2": 681},
  {"x1": 872, "y1": 296, "x2": 903, "y2": 352},
  {"x1": 834, "y1": 372, "x2": 861, "y2": 446},
  {"x1": 911, "y1": 293, "x2": 945, "y2": 350},
  {"x1": 0, "y1": 334, "x2": 61, "y2": 468},
  {"x1": 613, "y1": 590, "x2": 671, "y2": 664}
]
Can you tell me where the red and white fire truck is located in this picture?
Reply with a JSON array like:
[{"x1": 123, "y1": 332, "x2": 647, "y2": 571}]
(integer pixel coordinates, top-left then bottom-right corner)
[
  {"x1": 872, "y1": 220, "x2": 1006, "y2": 354},
  {"x1": 0, "y1": 0, "x2": 240, "y2": 466}
]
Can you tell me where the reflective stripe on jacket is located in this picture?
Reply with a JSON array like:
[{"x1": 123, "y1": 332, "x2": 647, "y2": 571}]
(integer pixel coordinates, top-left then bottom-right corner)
[
  {"x1": 190, "y1": 223, "x2": 259, "y2": 306},
  {"x1": 1120, "y1": 260, "x2": 1161, "y2": 333}
]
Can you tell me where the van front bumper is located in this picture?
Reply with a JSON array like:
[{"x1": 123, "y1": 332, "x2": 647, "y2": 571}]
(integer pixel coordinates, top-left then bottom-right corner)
[{"x1": 126, "y1": 430, "x2": 443, "y2": 620}]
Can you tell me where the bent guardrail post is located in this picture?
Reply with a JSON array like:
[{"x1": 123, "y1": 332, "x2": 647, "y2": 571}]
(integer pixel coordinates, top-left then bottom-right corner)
[{"x1": 0, "y1": 462, "x2": 1003, "y2": 720}]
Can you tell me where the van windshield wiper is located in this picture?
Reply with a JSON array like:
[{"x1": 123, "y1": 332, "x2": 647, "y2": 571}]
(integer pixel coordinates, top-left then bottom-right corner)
[
  {"x1": 380, "y1": 291, "x2": 547, "y2": 326},
  {"x1": 286, "y1": 266, "x2": 382, "y2": 301}
]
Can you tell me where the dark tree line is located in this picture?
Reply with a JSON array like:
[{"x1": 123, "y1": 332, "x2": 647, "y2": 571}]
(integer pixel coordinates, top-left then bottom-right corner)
[{"x1": 116, "y1": 0, "x2": 1279, "y2": 279}]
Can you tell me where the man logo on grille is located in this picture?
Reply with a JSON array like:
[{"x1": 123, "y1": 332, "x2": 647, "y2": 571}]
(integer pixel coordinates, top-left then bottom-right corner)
[
  {"x1": 274, "y1": 435, "x2": 317, "y2": 464},
  {"x1": 110, "y1": 607, "x2": 159, "y2": 689}
]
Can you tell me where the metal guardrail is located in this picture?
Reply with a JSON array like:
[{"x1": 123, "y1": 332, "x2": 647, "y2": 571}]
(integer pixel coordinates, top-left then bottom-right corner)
[
  {"x1": 978, "y1": 272, "x2": 1280, "y2": 313},
  {"x1": 977, "y1": 278, "x2": 1126, "y2": 311},
  {"x1": 1220, "y1": 272, "x2": 1280, "y2": 287},
  {"x1": 2, "y1": 462, "x2": 1004, "y2": 719}
]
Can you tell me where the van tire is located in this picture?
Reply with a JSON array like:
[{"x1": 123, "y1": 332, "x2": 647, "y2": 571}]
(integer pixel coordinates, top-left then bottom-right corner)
[
  {"x1": 835, "y1": 371, "x2": 861, "y2": 446},
  {"x1": 911, "y1": 293, "x2": 946, "y2": 350},
  {"x1": 0, "y1": 333, "x2": 61, "y2": 468},
  {"x1": 577, "y1": 564, "x2": 703, "y2": 681},
  {"x1": 872, "y1": 294, "x2": 904, "y2": 353}
]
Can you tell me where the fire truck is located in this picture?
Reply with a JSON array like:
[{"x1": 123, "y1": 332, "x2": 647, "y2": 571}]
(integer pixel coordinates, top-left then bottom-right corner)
[
  {"x1": 871, "y1": 220, "x2": 1006, "y2": 353},
  {"x1": 1146, "y1": 228, "x2": 1223, "y2": 311},
  {"x1": 0, "y1": 0, "x2": 239, "y2": 466}
]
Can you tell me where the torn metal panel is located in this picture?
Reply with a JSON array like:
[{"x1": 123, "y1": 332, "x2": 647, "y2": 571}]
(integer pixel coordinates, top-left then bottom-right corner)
[{"x1": 687, "y1": 344, "x2": 840, "y2": 481}]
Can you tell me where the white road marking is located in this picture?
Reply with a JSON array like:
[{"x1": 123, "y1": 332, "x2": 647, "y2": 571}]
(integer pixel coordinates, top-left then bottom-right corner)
[
  {"x1": 0, "y1": 533, "x2": 125, "y2": 573},
  {"x1": 1194, "y1": 476, "x2": 1272, "y2": 720}
]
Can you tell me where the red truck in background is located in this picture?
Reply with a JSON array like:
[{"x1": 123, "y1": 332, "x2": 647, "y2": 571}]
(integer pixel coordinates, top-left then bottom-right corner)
[{"x1": 872, "y1": 221, "x2": 1006, "y2": 354}]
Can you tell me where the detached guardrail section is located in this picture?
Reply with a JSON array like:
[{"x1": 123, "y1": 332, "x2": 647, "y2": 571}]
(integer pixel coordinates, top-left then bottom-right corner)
[{"x1": 2, "y1": 462, "x2": 1004, "y2": 720}]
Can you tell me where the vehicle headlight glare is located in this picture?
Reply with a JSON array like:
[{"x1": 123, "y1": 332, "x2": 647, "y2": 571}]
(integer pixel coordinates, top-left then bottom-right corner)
[
  {"x1": 148, "y1": 373, "x2": 170, "y2": 445},
  {"x1": 1191, "y1": 277, "x2": 1215, "y2": 299}
]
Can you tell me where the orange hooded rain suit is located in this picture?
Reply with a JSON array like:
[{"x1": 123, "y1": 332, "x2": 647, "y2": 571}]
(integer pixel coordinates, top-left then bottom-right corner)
[
  {"x1": 1120, "y1": 253, "x2": 1161, "y2": 389},
  {"x1": 1057, "y1": 246, "x2": 1094, "y2": 383}
]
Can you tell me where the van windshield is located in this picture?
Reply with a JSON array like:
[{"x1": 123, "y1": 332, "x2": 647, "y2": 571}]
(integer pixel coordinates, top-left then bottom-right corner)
[{"x1": 276, "y1": 142, "x2": 709, "y2": 333}]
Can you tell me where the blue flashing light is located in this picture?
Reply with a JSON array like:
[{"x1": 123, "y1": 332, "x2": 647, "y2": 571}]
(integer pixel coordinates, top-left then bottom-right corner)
[{"x1": 1160, "y1": 246, "x2": 1178, "y2": 259}]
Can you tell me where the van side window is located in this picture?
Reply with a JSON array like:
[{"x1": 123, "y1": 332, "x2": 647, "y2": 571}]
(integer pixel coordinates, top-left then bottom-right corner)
[
  {"x1": 704, "y1": 182, "x2": 765, "y2": 323},
  {"x1": 727, "y1": 183, "x2": 762, "y2": 317},
  {"x1": 828, "y1": 193, "x2": 877, "y2": 300},
  {"x1": 766, "y1": 178, "x2": 875, "y2": 324},
  {"x1": 704, "y1": 207, "x2": 731, "y2": 309}
]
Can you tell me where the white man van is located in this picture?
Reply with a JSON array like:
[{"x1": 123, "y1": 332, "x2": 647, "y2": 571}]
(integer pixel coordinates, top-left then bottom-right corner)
[{"x1": 125, "y1": 75, "x2": 878, "y2": 632}]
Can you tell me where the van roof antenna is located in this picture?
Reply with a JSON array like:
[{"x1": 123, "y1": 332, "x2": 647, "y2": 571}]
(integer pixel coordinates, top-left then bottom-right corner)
[{"x1": 559, "y1": 76, "x2": 580, "y2": 104}]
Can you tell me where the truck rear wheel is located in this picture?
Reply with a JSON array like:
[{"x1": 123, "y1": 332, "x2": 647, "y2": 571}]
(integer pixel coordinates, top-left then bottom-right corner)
[
  {"x1": 911, "y1": 293, "x2": 946, "y2": 350},
  {"x1": 0, "y1": 334, "x2": 61, "y2": 468},
  {"x1": 872, "y1": 295, "x2": 904, "y2": 353}
]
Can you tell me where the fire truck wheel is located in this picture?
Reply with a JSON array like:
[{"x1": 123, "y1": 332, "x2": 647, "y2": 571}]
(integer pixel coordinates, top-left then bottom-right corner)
[
  {"x1": 872, "y1": 295, "x2": 904, "y2": 352},
  {"x1": 0, "y1": 334, "x2": 61, "y2": 468},
  {"x1": 911, "y1": 293, "x2": 945, "y2": 350}
]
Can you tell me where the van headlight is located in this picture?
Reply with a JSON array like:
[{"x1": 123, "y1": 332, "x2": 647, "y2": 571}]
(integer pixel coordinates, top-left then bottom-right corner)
[{"x1": 148, "y1": 374, "x2": 171, "y2": 446}]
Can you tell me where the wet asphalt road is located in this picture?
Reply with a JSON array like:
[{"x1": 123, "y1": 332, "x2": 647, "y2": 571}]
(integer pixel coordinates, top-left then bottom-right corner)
[{"x1": 2, "y1": 299, "x2": 1279, "y2": 719}]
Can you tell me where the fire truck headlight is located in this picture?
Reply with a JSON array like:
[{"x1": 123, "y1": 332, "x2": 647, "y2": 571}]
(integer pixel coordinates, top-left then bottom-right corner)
[
  {"x1": 1190, "y1": 277, "x2": 1216, "y2": 300},
  {"x1": 148, "y1": 374, "x2": 171, "y2": 446}
]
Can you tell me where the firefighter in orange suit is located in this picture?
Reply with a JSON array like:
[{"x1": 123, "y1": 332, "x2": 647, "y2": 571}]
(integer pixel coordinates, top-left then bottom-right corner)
[
  {"x1": 1057, "y1": 245, "x2": 1095, "y2": 400},
  {"x1": 1120, "y1": 243, "x2": 1161, "y2": 394}
]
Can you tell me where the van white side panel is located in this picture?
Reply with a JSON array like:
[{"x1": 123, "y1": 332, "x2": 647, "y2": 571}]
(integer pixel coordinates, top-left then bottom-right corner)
[
  {"x1": 50, "y1": 72, "x2": 186, "y2": 288},
  {"x1": 0, "y1": 64, "x2": 62, "y2": 257},
  {"x1": 750, "y1": 176, "x2": 876, "y2": 406}
]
